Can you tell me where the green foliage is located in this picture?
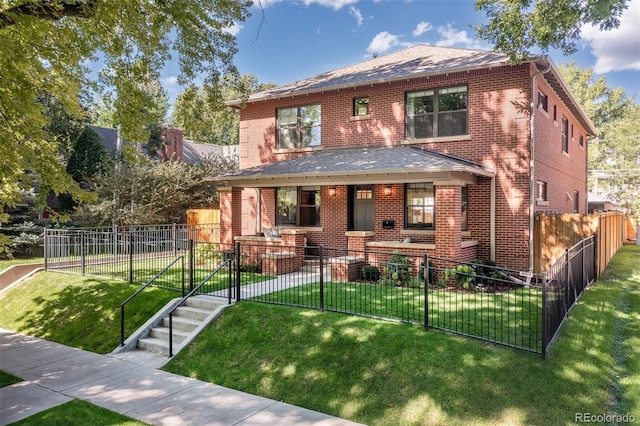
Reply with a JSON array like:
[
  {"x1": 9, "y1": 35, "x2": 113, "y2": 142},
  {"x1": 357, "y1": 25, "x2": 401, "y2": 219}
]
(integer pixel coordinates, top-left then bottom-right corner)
[
  {"x1": 66, "y1": 126, "x2": 114, "y2": 182},
  {"x1": 380, "y1": 251, "x2": 420, "y2": 287},
  {"x1": 193, "y1": 243, "x2": 224, "y2": 266},
  {"x1": 171, "y1": 74, "x2": 276, "y2": 145},
  {"x1": 360, "y1": 265, "x2": 380, "y2": 282},
  {"x1": 474, "y1": 0, "x2": 630, "y2": 62},
  {"x1": 0, "y1": 0, "x2": 251, "y2": 222},
  {"x1": 9, "y1": 399, "x2": 147, "y2": 425},
  {"x1": 444, "y1": 264, "x2": 477, "y2": 290},
  {"x1": 72, "y1": 154, "x2": 238, "y2": 226},
  {"x1": 0, "y1": 370, "x2": 22, "y2": 388}
]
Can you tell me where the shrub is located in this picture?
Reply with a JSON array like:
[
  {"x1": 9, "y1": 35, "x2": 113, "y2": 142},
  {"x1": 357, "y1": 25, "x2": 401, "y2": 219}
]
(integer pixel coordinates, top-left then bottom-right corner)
[
  {"x1": 444, "y1": 263, "x2": 477, "y2": 290},
  {"x1": 381, "y1": 251, "x2": 414, "y2": 286},
  {"x1": 360, "y1": 265, "x2": 380, "y2": 282}
]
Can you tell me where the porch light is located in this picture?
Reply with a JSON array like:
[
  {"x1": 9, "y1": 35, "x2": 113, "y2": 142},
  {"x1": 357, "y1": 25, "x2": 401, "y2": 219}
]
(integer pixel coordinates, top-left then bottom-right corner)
[
  {"x1": 329, "y1": 187, "x2": 336, "y2": 196},
  {"x1": 384, "y1": 185, "x2": 392, "y2": 196}
]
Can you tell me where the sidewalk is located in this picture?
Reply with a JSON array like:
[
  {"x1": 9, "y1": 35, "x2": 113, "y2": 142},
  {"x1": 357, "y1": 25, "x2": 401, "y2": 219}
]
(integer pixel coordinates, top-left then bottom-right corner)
[{"x1": 0, "y1": 329, "x2": 363, "y2": 426}]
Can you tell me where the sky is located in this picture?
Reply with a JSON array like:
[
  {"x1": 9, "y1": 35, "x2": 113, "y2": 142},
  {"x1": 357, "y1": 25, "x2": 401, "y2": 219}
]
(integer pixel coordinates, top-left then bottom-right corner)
[{"x1": 160, "y1": 0, "x2": 640, "y2": 111}]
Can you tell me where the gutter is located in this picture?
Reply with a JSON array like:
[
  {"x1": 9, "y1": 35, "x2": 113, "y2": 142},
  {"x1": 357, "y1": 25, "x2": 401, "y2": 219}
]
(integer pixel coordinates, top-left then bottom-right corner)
[{"x1": 529, "y1": 59, "x2": 552, "y2": 272}]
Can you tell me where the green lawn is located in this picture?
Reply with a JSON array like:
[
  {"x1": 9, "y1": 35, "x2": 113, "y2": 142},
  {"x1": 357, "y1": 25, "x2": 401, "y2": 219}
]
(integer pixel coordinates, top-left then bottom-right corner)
[
  {"x1": 0, "y1": 370, "x2": 22, "y2": 388},
  {"x1": 9, "y1": 400, "x2": 149, "y2": 426},
  {"x1": 0, "y1": 271, "x2": 179, "y2": 354},
  {"x1": 254, "y1": 281, "x2": 543, "y2": 352},
  {"x1": 165, "y1": 245, "x2": 640, "y2": 425},
  {"x1": 0, "y1": 257, "x2": 44, "y2": 271}
]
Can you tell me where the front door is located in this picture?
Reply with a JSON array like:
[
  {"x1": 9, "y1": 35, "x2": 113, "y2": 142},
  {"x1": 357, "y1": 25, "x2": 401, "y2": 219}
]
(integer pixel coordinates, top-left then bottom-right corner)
[{"x1": 351, "y1": 185, "x2": 374, "y2": 231}]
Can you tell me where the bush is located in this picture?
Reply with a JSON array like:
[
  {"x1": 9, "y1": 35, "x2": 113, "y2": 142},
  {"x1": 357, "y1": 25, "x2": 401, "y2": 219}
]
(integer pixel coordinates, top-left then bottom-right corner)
[
  {"x1": 381, "y1": 251, "x2": 414, "y2": 287},
  {"x1": 444, "y1": 263, "x2": 477, "y2": 290},
  {"x1": 360, "y1": 265, "x2": 380, "y2": 281}
]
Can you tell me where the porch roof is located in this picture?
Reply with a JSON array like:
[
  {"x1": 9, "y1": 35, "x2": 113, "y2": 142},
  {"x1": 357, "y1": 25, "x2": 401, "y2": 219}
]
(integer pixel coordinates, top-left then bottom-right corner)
[{"x1": 207, "y1": 145, "x2": 494, "y2": 187}]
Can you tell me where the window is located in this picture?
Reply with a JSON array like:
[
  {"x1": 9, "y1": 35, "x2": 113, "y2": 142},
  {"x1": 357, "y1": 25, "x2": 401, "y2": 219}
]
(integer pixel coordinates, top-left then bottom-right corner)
[
  {"x1": 538, "y1": 91, "x2": 548, "y2": 112},
  {"x1": 277, "y1": 104, "x2": 321, "y2": 149},
  {"x1": 405, "y1": 183, "x2": 435, "y2": 229},
  {"x1": 574, "y1": 190, "x2": 579, "y2": 213},
  {"x1": 561, "y1": 117, "x2": 569, "y2": 153},
  {"x1": 536, "y1": 181, "x2": 547, "y2": 201},
  {"x1": 276, "y1": 186, "x2": 321, "y2": 226},
  {"x1": 354, "y1": 97, "x2": 369, "y2": 116},
  {"x1": 406, "y1": 86, "x2": 467, "y2": 139},
  {"x1": 553, "y1": 105, "x2": 557, "y2": 122},
  {"x1": 579, "y1": 134, "x2": 584, "y2": 148},
  {"x1": 571, "y1": 124, "x2": 574, "y2": 138},
  {"x1": 461, "y1": 186, "x2": 468, "y2": 231}
]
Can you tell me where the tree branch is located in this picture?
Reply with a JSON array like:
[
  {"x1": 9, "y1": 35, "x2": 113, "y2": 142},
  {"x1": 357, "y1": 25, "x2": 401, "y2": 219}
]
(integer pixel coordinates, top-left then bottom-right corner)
[{"x1": 0, "y1": 0, "x2": 99, "y2": 30}]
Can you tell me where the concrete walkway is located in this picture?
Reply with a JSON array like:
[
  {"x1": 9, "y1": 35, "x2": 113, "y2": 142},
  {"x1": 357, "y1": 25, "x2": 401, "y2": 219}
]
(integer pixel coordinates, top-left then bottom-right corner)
[{"x1": 0, "y1": 329, "x2": 363, "y2": 426}]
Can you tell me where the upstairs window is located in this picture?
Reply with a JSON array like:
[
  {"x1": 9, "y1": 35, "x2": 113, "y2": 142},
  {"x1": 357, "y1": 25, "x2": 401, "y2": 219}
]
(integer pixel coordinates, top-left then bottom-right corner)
[
  {"x1": 354, "y1": 97, "x2": 369, "y2": 116},
  {"x1": 277, "y1": 104, "x2": 321, "y2": 149},
  {"x1": 537, "y1": 91, "x2": 548, "y2": 112},
  {"x1": 561, "y1": 117, "x2": 569, "y2": 153},
  {"x1": 406, "y1": 86, "x2": 467, "y2": 139},
  {"x1": 405, "y1": 183, "x2": 435, "y2": 230},
  {"x1": 579, "y1": 134, "x2": 584, "y2": 148}
]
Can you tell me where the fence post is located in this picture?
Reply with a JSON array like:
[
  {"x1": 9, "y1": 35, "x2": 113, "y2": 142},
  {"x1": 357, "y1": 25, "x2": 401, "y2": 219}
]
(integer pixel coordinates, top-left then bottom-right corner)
[
  {"x1": 128, "y1": 233, "x2": 134, "y2": 283},
  {"x1": 188, "y1": 239, "x2": 194, "y2": 292},
  {"x1": 228, "y1": 252, "x2": 233, "y2": 305},
  {"x1": 81, "y1": 231, "x2": 86, "y2": 276},
  {"x1": 541, "y1": 272, "x2": 548, "y2": 359},
  {"x1": 423, "y1": 253, "x2": 429, "y2": 329},
  {"x1": 235, "y1": 241, "x2": 241, "y2": 302},
  {"x1": 43, "y1": 229, "x2": 48, "y2": 271},
  {"x1": 319, "y1": 245, "x2": 324, "y2": 312},
  {"x1": 564, "y1": 248, "x2": 570, "y2": 309},
  {"x1": 181, "y1": 255, "x2": 185, "y2": 297}
]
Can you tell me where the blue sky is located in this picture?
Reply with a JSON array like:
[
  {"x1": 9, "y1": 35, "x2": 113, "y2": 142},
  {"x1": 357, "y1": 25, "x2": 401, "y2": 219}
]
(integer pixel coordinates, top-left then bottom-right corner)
[{"x1": 161, "y1": 0, "x2": 640, "y2": 110}]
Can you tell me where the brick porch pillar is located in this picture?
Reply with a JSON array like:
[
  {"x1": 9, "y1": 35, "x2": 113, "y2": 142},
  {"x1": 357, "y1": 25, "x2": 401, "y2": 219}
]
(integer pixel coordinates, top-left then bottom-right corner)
[
  {"x1": 219, "y1": 187, "x2": 243, "y2": 245},
  {"x1": 435, "y1": 185, "x2": 462, "y2": 261}
]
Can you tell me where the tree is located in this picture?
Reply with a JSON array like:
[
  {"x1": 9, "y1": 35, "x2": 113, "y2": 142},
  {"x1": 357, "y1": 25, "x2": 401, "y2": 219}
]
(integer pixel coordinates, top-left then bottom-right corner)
[
  {"x1": 171, "y1": 74, "x2": 276, "y2": 145},
  {"x1": 73, "y1": 154, "x2": 238, "y2": 226},
  {"x1": 474, "y1": 0, "x2": 630, "y2": 62},
  {"x1": 0, "y1": 0, "x2": 252, "y2": 222},
  {"x1": 557, "y1": 62, "x2": 633, "y2": 129}
]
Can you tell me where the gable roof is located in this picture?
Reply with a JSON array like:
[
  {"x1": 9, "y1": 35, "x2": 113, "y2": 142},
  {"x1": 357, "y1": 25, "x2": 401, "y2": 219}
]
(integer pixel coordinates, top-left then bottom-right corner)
[
  {"x1": 89, "y1": 125, "x2": 120, "y2": 153},
  {"x1": 228, "y1": 44, "x2": 596, "y2": 136},
  {"x1": 208, "y1": 145, "x2": 494, "y2": 187}
]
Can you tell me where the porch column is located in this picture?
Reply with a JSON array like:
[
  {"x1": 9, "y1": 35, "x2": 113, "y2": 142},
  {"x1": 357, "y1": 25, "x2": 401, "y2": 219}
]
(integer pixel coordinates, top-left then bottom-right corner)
[
  {"x1": 435, "y1": 185, "x2": 462, "y2": 261},
  {"x1": 219, "y1": 187, "x2": 243, "y2": 245}
]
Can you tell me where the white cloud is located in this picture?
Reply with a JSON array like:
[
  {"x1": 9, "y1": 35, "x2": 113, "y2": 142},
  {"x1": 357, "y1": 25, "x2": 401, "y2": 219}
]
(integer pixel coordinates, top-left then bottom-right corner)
[
  {"x1": 162, "y1": 76, "x2": 178, "y2": 87},
  {"x1": 412, "y1": 21, "x2": 433, "y2": 37},
  {"x1": 435, "y1": 24, "x2": 483, "y2": 49},
  {"x1": 303, "y1": 0, "x2": 358, "y2": 10},
  {"x1": 580, "y1": 0, "x2": 640, "y2": 74},
  {"x1": 224, "y1": 23, "x2": 243, "y2": 36},
  {"x1": 349, "y1": 6, "x2": 363, "y2": 26},
  {"x1": 366, "y1": 31, "x2": 411, "y2": 54}
]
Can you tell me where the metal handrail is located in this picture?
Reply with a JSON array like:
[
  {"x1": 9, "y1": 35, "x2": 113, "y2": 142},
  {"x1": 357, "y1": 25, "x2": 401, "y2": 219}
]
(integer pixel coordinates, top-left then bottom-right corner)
[
  {"x1": 168, "y1": 258, "x2": 232, "y2": 357},
  {"x1": 120, "y1": 255, "x2": 185, "y2": 346}
]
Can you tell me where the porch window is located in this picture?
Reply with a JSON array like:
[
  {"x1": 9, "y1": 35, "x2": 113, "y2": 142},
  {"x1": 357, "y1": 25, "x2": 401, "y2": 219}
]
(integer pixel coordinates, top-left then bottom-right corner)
[
  {"x1": 405, "y1": 86, "x2": 467, "y2": 139},
  {"x1": 405, "y1": 183, "x2": 435, "y2": 230},
  {"x1": 276, "y1": 186, "x2": 321, "y2": 226},
  {"x1": 277, "y1": 104, "x2": 321, "y2": 149}
]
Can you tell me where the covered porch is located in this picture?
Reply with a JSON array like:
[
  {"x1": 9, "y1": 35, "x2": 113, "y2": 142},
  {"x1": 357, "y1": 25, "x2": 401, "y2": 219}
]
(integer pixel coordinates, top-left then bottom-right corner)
[{"x1": 208, "y1": 145, "x2": 496, "y2": 264}]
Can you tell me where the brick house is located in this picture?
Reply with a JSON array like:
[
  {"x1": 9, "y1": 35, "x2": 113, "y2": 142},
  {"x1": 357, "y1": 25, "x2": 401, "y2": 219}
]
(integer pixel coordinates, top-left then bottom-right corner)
[{"x1": 211, "y1": 45, "x2": 596, "y2": 272}]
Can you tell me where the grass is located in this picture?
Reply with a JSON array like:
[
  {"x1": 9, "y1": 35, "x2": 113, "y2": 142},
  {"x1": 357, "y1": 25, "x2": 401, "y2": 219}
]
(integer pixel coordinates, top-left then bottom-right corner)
[
  {"x1": 165, "y1": 245, "x2": 640, "y2": 425},
  {"x1": 254, "y1": 281, "x2": 542, "y2": 351},
  {"x1": 0, "y1": 370, "x2": 22, "y2": 387},
  {"x1": 9, "y1": 399, "x2": 149, "y2": 426},
  {"x1": 0, "y1": 271, "x2": 179, "y2": 354},
  {"x1": 0, "y1": 257, "x2": 44, "y2": 271}
]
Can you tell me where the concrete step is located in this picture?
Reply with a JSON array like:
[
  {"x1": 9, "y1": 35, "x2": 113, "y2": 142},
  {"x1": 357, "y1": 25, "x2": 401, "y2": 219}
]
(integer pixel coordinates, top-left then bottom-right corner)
[
  {"x1": 161, "y1": 315, "x2": 201, "y2": 332},
  {"x1": 184, "y1": 295, "x2": 223, "y2": 311},
  {"x1": 137, "y1": 336, "x2": 170, "y2": 355},
  {"x1": 174, "y1": 305, "x2": 213, "y2": 321},
  {"x1": 149, "y1": 326, "x2": 189, "y2": 344}
]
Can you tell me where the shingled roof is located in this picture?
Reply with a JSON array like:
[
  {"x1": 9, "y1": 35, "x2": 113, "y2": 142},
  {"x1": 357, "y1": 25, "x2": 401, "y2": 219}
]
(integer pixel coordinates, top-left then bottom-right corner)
[
  {"x1": 228, "y1": 44, "x2": 596, "y2": 136},
  {"x1": 208, "y1": 145, "x2": 494, "y2": 187}
]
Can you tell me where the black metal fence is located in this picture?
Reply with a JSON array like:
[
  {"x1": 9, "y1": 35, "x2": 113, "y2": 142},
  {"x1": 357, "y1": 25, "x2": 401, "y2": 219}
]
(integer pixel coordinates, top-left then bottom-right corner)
[{"x1": 44, "y1": 226, "x2": 598, "y2": 357}]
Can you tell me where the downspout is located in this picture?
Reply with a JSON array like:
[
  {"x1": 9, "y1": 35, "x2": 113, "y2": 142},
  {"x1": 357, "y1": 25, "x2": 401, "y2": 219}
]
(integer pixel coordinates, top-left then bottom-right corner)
[
  {"x1": 491, "y1": 176, "x2": 496, "y2": 261},
  {"x1": 529, "y1": 59, "x2": 552, "y2": 271}
]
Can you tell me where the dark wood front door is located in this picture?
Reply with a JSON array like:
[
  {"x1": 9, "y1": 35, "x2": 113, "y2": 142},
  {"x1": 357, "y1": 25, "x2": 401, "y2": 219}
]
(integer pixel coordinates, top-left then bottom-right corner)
[{"x1": 352, "y1": 185, "x2": 374, "y2": 231}]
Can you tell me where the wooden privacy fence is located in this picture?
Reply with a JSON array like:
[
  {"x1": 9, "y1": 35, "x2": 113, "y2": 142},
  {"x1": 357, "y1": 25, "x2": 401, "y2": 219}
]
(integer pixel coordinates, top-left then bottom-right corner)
[
  {"x1": 533, "y1": 211, "x2": 626, "y2": 276},
  {"x1": 186, "y1": 209, "x2": 220, "y2": 243}
]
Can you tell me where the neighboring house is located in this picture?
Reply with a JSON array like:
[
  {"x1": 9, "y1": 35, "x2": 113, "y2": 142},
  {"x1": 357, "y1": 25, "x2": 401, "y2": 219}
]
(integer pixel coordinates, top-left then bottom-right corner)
[
  {"x1": 212, "y1": 45, "x2": 596, "y2": 271},
  {"x1": 89, "y1": 125, "x2": 238, "y2": 164},
  {"x1": 587, "y1": 192, "x2": 617, "y2": 213}
]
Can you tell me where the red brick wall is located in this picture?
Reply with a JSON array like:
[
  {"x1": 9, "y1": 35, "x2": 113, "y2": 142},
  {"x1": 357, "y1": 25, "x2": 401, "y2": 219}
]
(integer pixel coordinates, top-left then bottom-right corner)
[{"x1": 230, "y1": 63, "x2": 588, "y2": 271}]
